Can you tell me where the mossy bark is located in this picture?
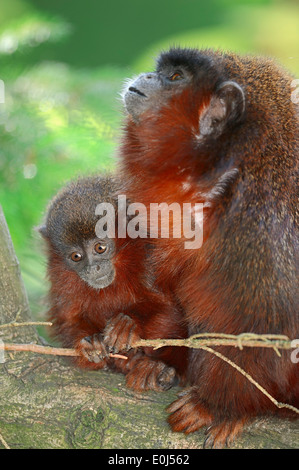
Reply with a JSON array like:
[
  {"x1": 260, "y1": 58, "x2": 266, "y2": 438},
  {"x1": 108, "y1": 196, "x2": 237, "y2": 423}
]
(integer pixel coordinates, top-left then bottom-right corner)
[{"x1": 0, "y1": 206, "x2": 298, "y2": 449}]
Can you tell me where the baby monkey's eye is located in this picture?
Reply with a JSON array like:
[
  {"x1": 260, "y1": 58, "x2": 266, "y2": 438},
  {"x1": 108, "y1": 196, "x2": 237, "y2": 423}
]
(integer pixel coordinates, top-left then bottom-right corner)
[
  {"x1": 170, "y1": 72, "x2": 183, "y2": 81},
  {"x1": 94, "y1": 242, "x2": 108, "y2": 254},
  {"x1": 71, "y1": 252, "x2": 83, "y2": 262}
]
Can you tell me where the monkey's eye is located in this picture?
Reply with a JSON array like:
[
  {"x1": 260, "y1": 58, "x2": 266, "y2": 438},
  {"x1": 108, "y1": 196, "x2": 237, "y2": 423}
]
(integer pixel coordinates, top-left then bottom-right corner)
[
  {"x1": 71, "y1": 252, "x2": 83, "y2": 262},
  {"x1": 169, "y1": 72, "x2": 183, "y2": 81},
  {"x1": 94, "y1": 242, "x2": 108, "y2": 254}
]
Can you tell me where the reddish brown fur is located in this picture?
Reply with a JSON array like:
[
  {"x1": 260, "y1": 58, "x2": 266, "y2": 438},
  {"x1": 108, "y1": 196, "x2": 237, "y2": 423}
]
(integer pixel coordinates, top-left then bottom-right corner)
[
  {"x1": 44, "y1": 200, "x2": 188, "y2": 391},
  {"x1": 119, "y1": 48, "x2": 299, "y2": 446}
]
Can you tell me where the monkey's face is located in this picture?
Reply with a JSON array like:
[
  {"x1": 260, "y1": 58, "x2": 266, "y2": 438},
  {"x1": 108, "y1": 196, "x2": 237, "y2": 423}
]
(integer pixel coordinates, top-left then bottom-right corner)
[
  {"x1": 123, "y1": 48, "x2": 211, "y2": 121},
  {"x1": 123, "y1": 48, "x2": 246, "y2": 151},
  {"x1": 123, "y1": 68, "x2": 192, "y2": 122},
  {"x1": 39, "y1": 176, "x2": 121, "y2": 290},
  {"x1": 62, "y1": 237, "x2": 116, "y2": 290}
]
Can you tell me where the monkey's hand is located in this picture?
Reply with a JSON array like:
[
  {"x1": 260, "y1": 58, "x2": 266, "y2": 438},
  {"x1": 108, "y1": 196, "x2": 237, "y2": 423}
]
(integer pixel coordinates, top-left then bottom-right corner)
[
  {"x1": 113, "y1": 350, "x2": 178, "y2": 392},
  {"x1": 126, "y1": 354, "x2": 178, "y2": 392},
  {"x1": 103, "y1": 313, "x2": 140, "y2": 354},
  {"x1": 76, "y1": 333, "x2": 110, "y2": 367}
]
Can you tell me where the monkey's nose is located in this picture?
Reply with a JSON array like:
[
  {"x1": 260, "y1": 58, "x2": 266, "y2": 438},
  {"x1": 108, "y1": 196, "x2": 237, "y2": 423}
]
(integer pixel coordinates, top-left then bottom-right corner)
[{"x1": 87, "y1": 265, "x2": 101, "y2": 274}]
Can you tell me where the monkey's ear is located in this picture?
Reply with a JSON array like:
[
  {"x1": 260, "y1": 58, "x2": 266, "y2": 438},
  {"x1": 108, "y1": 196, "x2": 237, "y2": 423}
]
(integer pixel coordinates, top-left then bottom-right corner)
[
  {"x1": 36, "y1": 225, "x2": 48, "y2": 239},
  {"x1": 199, "y1": 81, "x2": 245, "y2": 138}
]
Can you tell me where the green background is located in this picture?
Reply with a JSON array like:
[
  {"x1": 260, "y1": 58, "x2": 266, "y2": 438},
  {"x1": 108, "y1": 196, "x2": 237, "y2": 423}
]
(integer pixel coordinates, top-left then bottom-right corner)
[{"x1": 0, "y1": 0, "x2": 298, "y2": 321}]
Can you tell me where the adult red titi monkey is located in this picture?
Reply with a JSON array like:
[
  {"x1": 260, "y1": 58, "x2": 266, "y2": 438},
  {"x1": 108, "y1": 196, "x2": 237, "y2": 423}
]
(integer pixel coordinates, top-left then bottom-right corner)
[
  {"x1": 117, "y1": 48, "x2": 299, "y2": 447},
  {"x1": 39, "y1": 176, "x2": 188, "y2": 392}
]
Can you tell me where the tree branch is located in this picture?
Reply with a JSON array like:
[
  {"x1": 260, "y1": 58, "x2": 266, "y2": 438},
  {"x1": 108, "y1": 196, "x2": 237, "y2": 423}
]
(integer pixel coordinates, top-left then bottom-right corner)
[
  {"x1": 1, "y1": 342, "x2": 127, "y2": 360},
  {"x1": 1, "y1": 332, "x2": 298, "y2": 416}
]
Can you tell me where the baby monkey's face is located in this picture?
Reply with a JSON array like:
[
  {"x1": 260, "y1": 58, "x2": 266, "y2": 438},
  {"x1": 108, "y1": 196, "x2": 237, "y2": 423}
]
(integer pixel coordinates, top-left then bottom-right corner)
[{"x1": 63, "y1": 237, "x2": 116, "y2": 290}]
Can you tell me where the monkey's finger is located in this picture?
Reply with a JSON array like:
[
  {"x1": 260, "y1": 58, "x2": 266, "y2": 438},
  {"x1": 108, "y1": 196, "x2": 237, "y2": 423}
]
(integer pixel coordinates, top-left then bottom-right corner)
[
  {"x1": 91, "y1": 333, "x2": 110, "y2": 358},
  {"x1": 78, "y1": 334, "x2": 109, "y2": 362},
  {"x1": 125, "y1": 358, "x2": 177, "y2": 392},
  {"x1": 103, "y1": 313, "x2": 128, "y2": 349},
  {"x1": 81, "y1": 348, "x2": 101, "y2": 363},
  {"x1": 104, "y1": 313, "x2": 140, "y2": 352},
  {"x1": 167, "y1": 387, "x2": 213, "y2": 434},
  {"x1": 156, "y1": 365, "x2": 178, "y2": 390},
  {"x1": 146, "y1": 362, "x2": 168, "y2": 391},
  {"x1": 113, "y1": 321, "x2": 139, "y2": 352},
  {"x1": 204, "y1": 419, "x2": 246, "y2": 449},
  {"x1": 78, "y1": 338, "x2": 101, "y2": 363}
]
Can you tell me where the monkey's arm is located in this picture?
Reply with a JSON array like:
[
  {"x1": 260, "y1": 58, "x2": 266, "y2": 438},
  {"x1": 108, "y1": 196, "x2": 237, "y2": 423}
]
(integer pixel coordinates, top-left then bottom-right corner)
[{"x1": 48, "y1": 303, "x2": 111, "y2": 371}]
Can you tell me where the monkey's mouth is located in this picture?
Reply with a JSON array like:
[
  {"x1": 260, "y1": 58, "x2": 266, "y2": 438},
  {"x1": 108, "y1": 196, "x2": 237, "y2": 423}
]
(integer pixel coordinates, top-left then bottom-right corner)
[
  {"x1": 128, "y1": 86, "x2": 146, "y2": 98},
  {"x1": 83, "y1": 271, "x2": 115, "y2": 290}
]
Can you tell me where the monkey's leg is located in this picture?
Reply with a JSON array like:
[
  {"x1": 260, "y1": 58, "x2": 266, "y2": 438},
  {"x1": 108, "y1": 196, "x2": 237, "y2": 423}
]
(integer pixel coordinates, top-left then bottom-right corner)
[
  {"x1": 104, "y1": 313, "x2": 178, "y2": 392},
  {"x1": 167, "y1": 386, "x2": 248, "y2": 448}
]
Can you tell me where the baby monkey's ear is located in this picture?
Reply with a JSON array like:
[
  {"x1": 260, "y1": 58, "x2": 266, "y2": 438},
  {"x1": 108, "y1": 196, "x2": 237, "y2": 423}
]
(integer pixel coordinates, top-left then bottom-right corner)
[
  {"x1": 36, "y1": 225, "x2": 48, "y2": 239},
  {"x1": 199, "y1": 81, "x2": 245, "y2": 138}
]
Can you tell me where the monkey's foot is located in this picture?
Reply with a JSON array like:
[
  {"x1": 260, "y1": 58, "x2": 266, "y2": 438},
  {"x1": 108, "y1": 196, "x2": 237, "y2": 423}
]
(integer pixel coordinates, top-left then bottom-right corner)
[
  {"x1": 167, "y1": 387, "x2": 213, "y2": 434},
  {"x1": 167, "y1": 387, "x2": 246, "y2": 448},
  {"x1": 103, "y1": 313, "x2": 140, "y2": 353},
  {"x1": 77, "y1": 333, "x2": 109, "y2": 365},
  {"x1": 203, "y1": 418, "x2": 247, "y2": 449},
  {"x1": 125, "y1": 355, "x2": 178, "y2": 392}
]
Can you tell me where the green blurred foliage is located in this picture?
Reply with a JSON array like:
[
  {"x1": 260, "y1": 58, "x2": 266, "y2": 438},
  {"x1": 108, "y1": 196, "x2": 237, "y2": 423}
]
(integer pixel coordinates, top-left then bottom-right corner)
[
  {"x1": 135, "y1": 3, "x2": 299, "y2": 75},
  {"x1": 0, "y1": 0, "x2": 298, "y2": 320},
  {"x1": 0, "y1": 14, "x2": 126, "y2": 318},
  {"x1": 17, "y1": 0, "x2": 271, "y2": 68}
]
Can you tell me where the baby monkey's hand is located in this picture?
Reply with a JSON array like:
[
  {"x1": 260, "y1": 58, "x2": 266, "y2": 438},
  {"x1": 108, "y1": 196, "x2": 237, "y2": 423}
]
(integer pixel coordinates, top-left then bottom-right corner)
[
  {"x1": 77, "y1": 333, "x2": 110, "y2": 364},
  {"x1": 103, "y1": 313, "x2": 140, "y2": 354}
]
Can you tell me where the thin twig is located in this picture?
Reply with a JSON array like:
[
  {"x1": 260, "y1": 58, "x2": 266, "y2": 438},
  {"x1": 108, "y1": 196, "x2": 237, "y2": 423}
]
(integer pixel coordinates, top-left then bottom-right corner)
[
  {"x1": 0, "y1": 342, "x2": 127, "y2": 361},
  {"x1": 134, "y1": 332, "x2": 294, "y2": 357},
  {"x1": 0, "y1": 321, "x2": 126, "y2": 359},
  {"x1": 198, "y1": 345, "x2": 299, "y2": 415},
  {"x1": 1, "y1": 323, "x2": 294, "y2": 353}
]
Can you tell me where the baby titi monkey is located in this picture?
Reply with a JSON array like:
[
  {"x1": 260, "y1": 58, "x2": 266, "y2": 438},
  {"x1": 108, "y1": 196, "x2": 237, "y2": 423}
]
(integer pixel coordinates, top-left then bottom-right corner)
[{"x1": 39, "y1": 175, "x2": 188, "y2": 391}]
